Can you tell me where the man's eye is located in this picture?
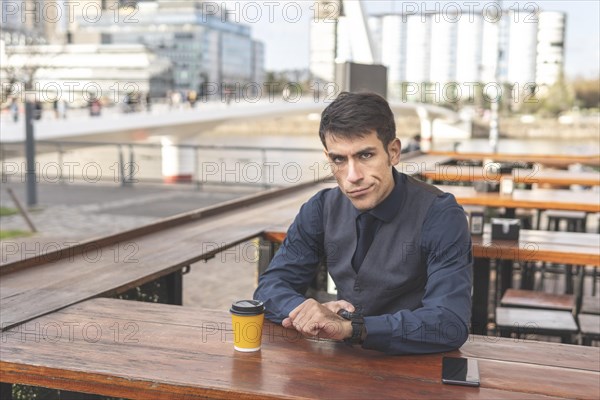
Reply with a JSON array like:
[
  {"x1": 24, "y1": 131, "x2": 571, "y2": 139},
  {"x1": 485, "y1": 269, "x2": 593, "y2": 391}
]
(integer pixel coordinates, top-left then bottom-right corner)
[
  {"x1": 360, "y1": 153, "x2": 373, "y2": 160},
  {"x1": 332, "y1": 157, "x2": 345, "y2": 164}
]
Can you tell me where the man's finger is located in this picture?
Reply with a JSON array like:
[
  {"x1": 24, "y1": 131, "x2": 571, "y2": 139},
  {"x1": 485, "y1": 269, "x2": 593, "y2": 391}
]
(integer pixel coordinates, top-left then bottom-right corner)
[
  {"x1": 335, "y1": 300, "x2": 355, "y2": 313},
  {"x1": 322, "y1": 300, "x2": 355, "y2": 313}
]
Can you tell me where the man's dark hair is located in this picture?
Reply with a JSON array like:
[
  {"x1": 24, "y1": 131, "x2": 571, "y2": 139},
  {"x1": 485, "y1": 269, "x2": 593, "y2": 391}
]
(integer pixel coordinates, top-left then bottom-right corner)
[{"x1": 319, "y1": 92, "x2": 396, "y2": 150}]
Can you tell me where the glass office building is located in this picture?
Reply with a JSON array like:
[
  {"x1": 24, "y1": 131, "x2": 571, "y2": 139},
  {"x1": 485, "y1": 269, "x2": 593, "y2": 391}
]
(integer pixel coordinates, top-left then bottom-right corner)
[{"x1": 74, "y1": 1, "x2": 264, "y2": 96}]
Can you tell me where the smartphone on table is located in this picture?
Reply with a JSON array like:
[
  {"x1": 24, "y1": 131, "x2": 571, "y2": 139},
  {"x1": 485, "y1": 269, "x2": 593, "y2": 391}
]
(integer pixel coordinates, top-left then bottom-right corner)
[{"x1": 441, "y1": 357, "x2": 480, "y2": 387}]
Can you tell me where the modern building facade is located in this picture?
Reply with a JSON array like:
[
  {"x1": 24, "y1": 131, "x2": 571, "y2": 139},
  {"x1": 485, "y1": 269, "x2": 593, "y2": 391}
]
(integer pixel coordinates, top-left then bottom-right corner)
[
  {"x1": 309, "y1": 0, "x2": 341, "y2": 83},
  {"x1": 0, "y1": 42, "x2": 173, "y2": 104},
  {"x1": 312, "y1": 5, "x2": 566, "y2": 102},
  {"x1": 536, "y1": 11, "x2": 567, "y2": 86},
  {"x1": 2, "y1": 0, "x2": 264, "y2": 100},
  {"x1": 70, "y1": 1, "x2": 264, "y2": 97},
  {"x1": 370, "y1": 9, "x2": 566, "y2": 101}
]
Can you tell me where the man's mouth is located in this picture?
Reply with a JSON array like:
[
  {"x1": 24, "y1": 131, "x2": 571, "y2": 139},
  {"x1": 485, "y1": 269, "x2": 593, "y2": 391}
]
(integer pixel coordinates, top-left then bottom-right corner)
[{"x1": 347, "y1": 185, "x2": 373, "y2": 197}]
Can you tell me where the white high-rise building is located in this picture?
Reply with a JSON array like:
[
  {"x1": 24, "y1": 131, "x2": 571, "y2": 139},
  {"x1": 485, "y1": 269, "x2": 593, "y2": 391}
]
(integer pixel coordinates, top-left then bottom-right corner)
[
  {"x1": 380, "y1": 15, "x2": 406, "y2": 99},
  {"x1": 536, "y1": 11, "x2": 566, "y2": 86},
  {"x1": 506, "y1": 10, "x2": 539, "y2": 85},
  {"x1": 455, "y1": 16, "x2": 483, "y2": 84},
  {"x1": 309, "y1": 0, "x2": 341, "y2": 82},
  {"x1": 404, "y1": 15, "x2": 431, "y2": 84},
  {"x1": 429, "y1": 16, "x2": 457, "y2": 84}
]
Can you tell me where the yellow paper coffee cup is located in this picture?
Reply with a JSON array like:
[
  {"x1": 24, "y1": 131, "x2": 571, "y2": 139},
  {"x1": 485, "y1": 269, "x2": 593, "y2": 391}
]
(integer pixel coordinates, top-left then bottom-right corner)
[{"x1": 230, "y1": 300, "x2": 265, "y2": 352}]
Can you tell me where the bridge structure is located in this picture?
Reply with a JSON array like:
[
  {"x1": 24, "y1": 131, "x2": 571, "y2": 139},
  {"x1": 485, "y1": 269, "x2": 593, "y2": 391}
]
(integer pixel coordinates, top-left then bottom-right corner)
[{"x1": 1, "y1": 99, "x2": 463, "y2": 182}]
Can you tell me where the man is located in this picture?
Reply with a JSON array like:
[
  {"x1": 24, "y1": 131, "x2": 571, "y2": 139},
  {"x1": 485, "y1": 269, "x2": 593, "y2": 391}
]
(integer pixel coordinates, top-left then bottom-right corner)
[{"x1": 254, "y1": 92, "x2": 472, "y2": 355}]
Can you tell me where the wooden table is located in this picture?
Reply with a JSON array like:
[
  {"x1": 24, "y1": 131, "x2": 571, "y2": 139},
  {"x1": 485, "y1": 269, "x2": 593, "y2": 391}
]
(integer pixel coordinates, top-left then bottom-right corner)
[
  {"x1": 427, "y1": 150, "x2": 600, "y2": 167},
  {"x1": 438, "y1": 185, "x2": 600, "y2": 213},
  {"x1": 470, "y1": 229, "x2": 600, "y2": 335},
  {"x1": 1, "y1": 298, "x2": 598, "y2": 399},
  {"x1": 421, "y1": 166, "x2": 600, "y2": 186}
]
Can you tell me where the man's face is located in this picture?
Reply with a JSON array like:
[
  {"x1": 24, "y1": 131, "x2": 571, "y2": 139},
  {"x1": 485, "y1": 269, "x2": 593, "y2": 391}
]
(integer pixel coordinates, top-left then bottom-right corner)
[{"x1": 324, "y1": 131, "x2": 401, "y2": 211}]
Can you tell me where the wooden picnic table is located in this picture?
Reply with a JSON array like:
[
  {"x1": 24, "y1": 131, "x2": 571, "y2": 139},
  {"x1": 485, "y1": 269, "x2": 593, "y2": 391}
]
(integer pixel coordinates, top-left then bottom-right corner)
[
  {"x1": 427, "y1": 150, "x2": 600, "y2": 167},
  {"x1": 1, "y1": 298, "x2": 598, "y2": 399},
  {"x1": 421, "y1": 165, "x2": 600, "y2": 186},
  {"x1": 437, "y1": 185, "x2": 600, "y2": 213}
]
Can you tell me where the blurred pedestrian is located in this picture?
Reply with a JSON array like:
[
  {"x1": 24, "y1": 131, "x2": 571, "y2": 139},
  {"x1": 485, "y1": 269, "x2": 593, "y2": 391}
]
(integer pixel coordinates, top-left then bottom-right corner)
[
  {"x1": 145, "y1": 92, "x2": 152, "y2": 112},
  {"x1": 89, "y1": 98, "x2": 102, "y2": 117},
  {"x1": 402, "y1": 134, "x2": 421, "y2": 153},
  {"x1": 54, "y1": 99, "x2": 67, "y2": 119},
  {"x1": 187, "y1": 90, "x2": 197, "y2": 108},
  {"x1": 10, "y1": 98, "x2": 18, "y2": 122},
  {"x1": 57, "y1": 99, "x2": 67, "y2": 119},
  {"x1": 34, "y1": 101, "x2": 43, "y2": 120}
]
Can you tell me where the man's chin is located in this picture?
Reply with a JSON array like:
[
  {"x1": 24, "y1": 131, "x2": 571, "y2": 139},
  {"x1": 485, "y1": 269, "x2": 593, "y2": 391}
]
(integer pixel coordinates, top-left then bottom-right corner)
[{"x1": 348, "y1": 198, "x2": 374, "y2": 211}]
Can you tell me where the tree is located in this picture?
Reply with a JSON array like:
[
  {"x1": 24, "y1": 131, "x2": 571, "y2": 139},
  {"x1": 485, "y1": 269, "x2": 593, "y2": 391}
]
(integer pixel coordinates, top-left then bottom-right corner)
[
  {"x1": 538, "y1": 73, "x2": 575, "y2": 116},
  {"x1": 572, "y1": 78, "x2": 600, "y2": 110}
]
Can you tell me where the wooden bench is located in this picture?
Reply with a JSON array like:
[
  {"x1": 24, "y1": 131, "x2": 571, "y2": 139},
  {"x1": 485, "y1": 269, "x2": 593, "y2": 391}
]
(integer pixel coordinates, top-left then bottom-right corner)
[
  {"x1": 500, "y1": 289, "x2": 575, "y2": 311},
  {"x1": 542, "y1": 209, "x2": 587, "y2": 232},
  {"x1": 581, "y1": 295, "x2": 600, "y2": 315},
  {"x1": 495, "y1": 307, "x2": 578, "y2": 343},
  {"x1": 578, "y1": 313, "x2": 600, "y2": 345}
]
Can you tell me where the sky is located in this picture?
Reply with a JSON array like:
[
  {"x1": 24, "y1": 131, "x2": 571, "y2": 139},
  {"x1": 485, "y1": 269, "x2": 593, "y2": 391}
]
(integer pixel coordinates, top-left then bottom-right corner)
[{"x1": 235, "y1": 0, "x2": 600, "y2": 79}]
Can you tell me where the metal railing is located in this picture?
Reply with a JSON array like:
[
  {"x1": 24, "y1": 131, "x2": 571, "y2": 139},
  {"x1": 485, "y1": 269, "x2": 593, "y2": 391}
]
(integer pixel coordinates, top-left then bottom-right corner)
[{"x1": 0, "y1": 140, "x2": 328, "y2": 189}]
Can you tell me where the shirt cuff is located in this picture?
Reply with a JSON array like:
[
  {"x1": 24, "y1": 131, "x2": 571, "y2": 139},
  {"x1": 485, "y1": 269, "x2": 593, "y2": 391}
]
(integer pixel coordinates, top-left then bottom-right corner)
[
  {"x1": 361, "y1": 315, "x2": 391, "y2": 352},
  {"x1": 280, "y1": 295, "x2": 306, "y2": 318}
]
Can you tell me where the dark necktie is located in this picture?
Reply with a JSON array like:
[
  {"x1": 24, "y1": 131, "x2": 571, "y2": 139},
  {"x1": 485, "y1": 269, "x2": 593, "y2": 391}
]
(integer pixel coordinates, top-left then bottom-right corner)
[{"x1": 353, "y1": 212, "x2": 377, "y2": 272}]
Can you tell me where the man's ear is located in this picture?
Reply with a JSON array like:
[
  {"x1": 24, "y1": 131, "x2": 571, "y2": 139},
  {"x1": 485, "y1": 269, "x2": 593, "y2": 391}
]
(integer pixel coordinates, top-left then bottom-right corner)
[{"x1": 388, "y1": 138, "x2": 401, "y2": 165}]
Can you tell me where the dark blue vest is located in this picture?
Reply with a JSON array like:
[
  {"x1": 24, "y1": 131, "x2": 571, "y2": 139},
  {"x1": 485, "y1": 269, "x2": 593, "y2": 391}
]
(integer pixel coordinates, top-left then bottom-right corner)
[{"x1": 322, "y1": 173, "x2": 443, "y2": 316}]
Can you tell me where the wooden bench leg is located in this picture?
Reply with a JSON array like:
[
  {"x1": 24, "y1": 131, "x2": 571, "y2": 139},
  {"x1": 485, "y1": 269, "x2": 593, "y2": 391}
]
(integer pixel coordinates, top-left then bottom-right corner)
[
  {"x1": 258, "y1": 237, "x2": 277, "y2": 276},
  {"x1": 0, "y1": 383, "x2": 12, "y2": 400},
  {"x1": 165, "y1": 268, "x2": 184, "y2": 306},
  {"x1": 560, "y1": 334, "x2": 575, "y2": 345},
  {"x1": 499, "y1": 259, "x2": 514, "y2": 298},
  {"x1": 471, "y1": 258, "x2": 490, "y2": 335}
]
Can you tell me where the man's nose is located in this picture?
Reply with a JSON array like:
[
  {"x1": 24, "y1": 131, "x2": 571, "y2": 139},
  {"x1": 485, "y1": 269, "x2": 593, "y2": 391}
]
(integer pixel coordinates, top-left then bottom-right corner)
[{"x1": 346, "y1": 160, "x2": 363, "y2": 184}]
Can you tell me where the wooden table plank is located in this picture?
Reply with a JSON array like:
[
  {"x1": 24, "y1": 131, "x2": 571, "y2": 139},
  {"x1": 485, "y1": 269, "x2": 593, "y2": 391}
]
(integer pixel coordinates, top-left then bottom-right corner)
[
  {"x1": 471, "y1": 230, "x2": 600, "y2": 267},
  {"x1": 396, "y1": 154, "x2": 453, "y2": 176},
  {"x1": 420, "y1": 166, "x2": 600, "y2": 186},
  {"x1": 3, "y1": 298, "x2": 597, "y2": 399},
  {"x1": 427, "y1": 151, "x2": 600, "y2": 167},
  {"x1": 263, "y1": 228, "x2": 600, "y2": 267},
  {"x1": 513, "y1": 169, "x2": 600, "y2": 186},
  {"x1": 438, "y1": 186, "x2": 600, "y2": 212}
]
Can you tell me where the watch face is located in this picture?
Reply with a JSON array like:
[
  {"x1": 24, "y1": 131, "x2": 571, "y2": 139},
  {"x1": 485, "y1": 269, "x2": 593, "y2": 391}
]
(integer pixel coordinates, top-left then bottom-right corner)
[{"x1": 338, "y1": 309, "x2": 360, "y2": 320}]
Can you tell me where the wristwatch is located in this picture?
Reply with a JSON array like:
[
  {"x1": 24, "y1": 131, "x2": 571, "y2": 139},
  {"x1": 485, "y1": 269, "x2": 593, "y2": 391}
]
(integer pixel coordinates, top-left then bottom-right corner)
[{"x1": 337, "y1": 309, "x2": 365, "y2": 345}]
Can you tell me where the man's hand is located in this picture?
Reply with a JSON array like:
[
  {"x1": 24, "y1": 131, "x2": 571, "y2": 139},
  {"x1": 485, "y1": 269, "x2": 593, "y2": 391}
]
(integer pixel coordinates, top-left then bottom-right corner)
[{"x1": 282, "y1": 299, "x2": 353, "y2": 341}]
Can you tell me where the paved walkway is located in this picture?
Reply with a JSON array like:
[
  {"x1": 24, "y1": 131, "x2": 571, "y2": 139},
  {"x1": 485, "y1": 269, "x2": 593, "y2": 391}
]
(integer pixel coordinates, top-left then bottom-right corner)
[{"x1": 0, "y1": 181, "x2": 260, "y2": 309}]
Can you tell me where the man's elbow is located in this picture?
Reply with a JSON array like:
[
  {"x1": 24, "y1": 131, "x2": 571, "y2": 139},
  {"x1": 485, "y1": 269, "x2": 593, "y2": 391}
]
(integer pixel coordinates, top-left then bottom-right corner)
[{"x1": 441, "y1": 319, "x2": 470, "y2": 350}]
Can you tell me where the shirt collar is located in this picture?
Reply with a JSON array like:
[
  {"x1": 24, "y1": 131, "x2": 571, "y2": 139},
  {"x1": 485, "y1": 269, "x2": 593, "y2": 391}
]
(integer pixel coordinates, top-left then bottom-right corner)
[{"x1": 354, "y1": 168, "x2": 404, "y2": 222}]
